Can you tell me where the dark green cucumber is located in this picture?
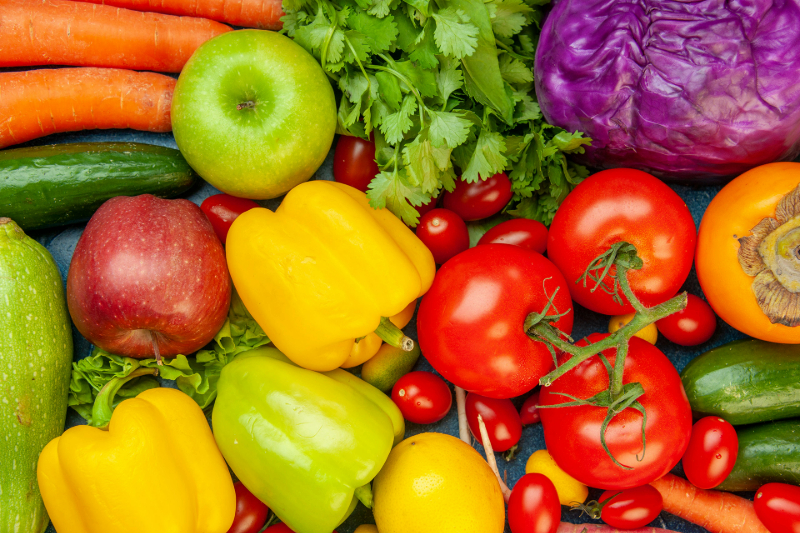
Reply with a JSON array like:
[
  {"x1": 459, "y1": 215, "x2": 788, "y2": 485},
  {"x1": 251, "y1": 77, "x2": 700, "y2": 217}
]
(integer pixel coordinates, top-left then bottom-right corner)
[
  {"x1": 0, "y1": 143, "x2": 197, "y2": 230},
  {"x1": 681, "y1": 339, "x2": 800, "y2": 425},
  {"x1": 717, "y1": 420, "x2": 800, "y2": 492}
]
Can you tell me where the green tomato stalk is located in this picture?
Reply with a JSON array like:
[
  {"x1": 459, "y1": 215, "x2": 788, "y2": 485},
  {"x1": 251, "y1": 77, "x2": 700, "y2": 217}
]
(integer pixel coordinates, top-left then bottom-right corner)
[{"x1": 525, "y1": 242, "x2": 688, "y2": 469}]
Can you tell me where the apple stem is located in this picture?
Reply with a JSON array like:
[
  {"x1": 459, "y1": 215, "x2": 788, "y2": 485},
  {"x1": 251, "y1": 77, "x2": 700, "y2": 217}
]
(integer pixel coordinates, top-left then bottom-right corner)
[
  {"x1": 150, "y1": 331, "x2": 163, "y2": 366},
  {"x1": 236, "y1": 100, "x2": 256, "y2": 110},
  {"x1": 477, "y1": 414, "x2": 512, "y2": 503},
  {"x1": 455, "y1": 386, "x2": 470, "y2": 445}
]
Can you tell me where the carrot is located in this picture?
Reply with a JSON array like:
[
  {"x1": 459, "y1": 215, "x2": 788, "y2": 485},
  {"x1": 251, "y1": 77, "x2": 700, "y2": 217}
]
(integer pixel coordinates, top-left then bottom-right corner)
[
  {"x1": 650, "y1": 474, "x2": 768, "y2": 533},
  {"x1": 0, "y1": 68, "x2": 174, "y2": 149},
  {"x1": 558, "y1": 523, "x2": 677, "y2": 533},
  {"x1": 0, "y1": 0, "x2": 231, "y2": 73},
  {"x1": 70, "y1": 0, "x2": 284, "y2": 30}
]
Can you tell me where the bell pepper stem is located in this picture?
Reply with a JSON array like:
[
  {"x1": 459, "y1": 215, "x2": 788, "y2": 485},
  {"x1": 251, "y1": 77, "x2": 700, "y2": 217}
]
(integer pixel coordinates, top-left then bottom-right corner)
[
  {"x1": 374, "y1": 316, "x2": 414, "y2": 352},
  {"x1": 90, "y1": 368, "x2": 159, "y2": 430},
  {"x1": 354, "y1": 483, "x2": 374, "y2": 509}
]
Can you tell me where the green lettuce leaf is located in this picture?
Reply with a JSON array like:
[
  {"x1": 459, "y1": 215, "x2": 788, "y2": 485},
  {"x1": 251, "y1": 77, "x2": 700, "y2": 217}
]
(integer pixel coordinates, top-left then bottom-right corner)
[{"x1": 68, "y1": 291, "x2": 270, "y2": 422}]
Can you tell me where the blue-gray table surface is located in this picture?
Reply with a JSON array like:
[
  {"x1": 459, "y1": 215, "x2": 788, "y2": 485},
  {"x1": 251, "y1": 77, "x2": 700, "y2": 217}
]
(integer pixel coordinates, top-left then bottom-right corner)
[{"x1": 25, "y1": 128, "x2": 747, "y2": 533}]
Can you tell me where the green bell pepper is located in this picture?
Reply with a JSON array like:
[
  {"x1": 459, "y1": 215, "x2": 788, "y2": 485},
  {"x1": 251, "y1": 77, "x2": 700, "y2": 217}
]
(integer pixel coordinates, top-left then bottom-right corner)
[{"x1": 212, "y1": 347, "x2": 404, "y2": 533}]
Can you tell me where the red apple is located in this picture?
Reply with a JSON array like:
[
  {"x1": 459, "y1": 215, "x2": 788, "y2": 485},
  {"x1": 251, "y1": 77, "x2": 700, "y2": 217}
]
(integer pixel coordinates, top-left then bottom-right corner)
[{"x1": 67, "y1": 194, "x2": 231, "y2": 360}]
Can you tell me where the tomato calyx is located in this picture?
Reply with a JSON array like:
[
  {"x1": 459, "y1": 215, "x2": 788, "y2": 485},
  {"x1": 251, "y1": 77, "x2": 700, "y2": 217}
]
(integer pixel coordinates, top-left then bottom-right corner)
[
  {"x1": 525, "y1": 244, "x2": 688, "y2": 468},
  {"x1": 577, "y1": 241, "x2": 643, "y2": 306},
  {"x1": 503, "y1": 444, "x2": 520, "y2": 462},
  {"x1": 571, "y1": 492, "x2": 621, "y2": 520}
]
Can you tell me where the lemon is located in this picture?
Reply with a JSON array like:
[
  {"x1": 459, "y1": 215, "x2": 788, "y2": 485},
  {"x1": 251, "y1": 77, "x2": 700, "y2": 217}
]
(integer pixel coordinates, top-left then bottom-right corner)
[
  {"x1": 373, "y1": 432, "x2": 505, "y2": 533},
  {"x1": 608, "y1": 313, "x2": 658, "y2": 344},
  {"x1": 525, "y1": 449, "x2": 588, "y2": 506}
]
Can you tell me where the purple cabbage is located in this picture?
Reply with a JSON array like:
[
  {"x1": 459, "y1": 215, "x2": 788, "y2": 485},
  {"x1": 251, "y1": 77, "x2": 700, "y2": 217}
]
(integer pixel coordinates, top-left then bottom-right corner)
[{"x1": 534, "y1": 0, "x2": 800, "y2": 182}]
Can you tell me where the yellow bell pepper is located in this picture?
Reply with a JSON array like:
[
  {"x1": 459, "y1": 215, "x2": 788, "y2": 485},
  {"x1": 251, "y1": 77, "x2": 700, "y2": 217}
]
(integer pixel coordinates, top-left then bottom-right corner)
[
  {"x1": 226, "y1": 181, "x2": 435, "y2": 371},
  {"x1": 37, "y1": 387, "x2": 235, "y2": 533},
  {"x1": 341, "y1": 299, "x2": 417, "y2": 368}
]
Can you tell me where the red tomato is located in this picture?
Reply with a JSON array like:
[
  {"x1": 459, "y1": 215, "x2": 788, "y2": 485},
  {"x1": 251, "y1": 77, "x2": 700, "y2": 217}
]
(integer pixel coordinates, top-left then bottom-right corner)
[
  {"x1": 415, "y1": 209, "x2": 469, "y2": 264},
  {"x1": 598, "y1": 485, "x2": 663, "y2": 530},
  {"x1": 681, "y1": 416, "x2": 738, "y2": 489},
  {"x1": 656, "y1": 294, "x2": 717, "y2": 346},
  {"x1": 520, "y1": 390, "x2": 541, "y2": 425},
  {"x1": 417, "y1": 244, "x2": 574, "y2": 399},
  {"x1": 391, "y1": 371, "x2": 453, "y2": 424},
  {"x1": 478, "y1": 218, "x2": 548, "y2": 254},
  {"x1": 755, "y1": 483, "x2": 800, "y2": 533},
  {"x1": 547, "y1": 169, "x2": 696, "y2": 315},
  {"x1": 443, "y1": 173, "x2": 513, "y2": 221},
  {"x1": 333, "y1": 135, "x2": 379, "y2": 192},
  {"x1": 200, "y1": 194, "x2": 260, "y2": 244},
  {"x1": 228, "y1": 482, "x2": 269, "y2": 533},
  {"x1": 264, "y1": 525, "x2": 337, "y2": 533},
  {"x1": 539, "y1": 334, "x2": 692, "y2": 489},
  {"x1": 465, "y1": 393, "x2": 522, "y2": 452},
  {"x1": 508, "y1": 473, "x2": 561, "y2": 533}
]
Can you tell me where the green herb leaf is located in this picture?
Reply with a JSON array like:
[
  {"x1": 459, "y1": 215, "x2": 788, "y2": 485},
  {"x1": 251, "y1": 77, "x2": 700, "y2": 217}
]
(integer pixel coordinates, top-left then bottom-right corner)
[
  {"x1": 367, "y1": 168, "x2": 431, "y2": 225},
  {"x1": 462, "y1": 128, "x2": 507, "y2": 182},
  {"x1": 349, "y1": 11, "x2": 398, "y2": 52},
  {"x1": 499, "y1": 53, "x2": 533, "y2": 84},
  {"x1": 490, "y1": 0, "x2": 533, "y2": 38},
  {"x1": 380, "y1": 94, "x2": 417, "y2": 144},
  {"x1": 431, "y1": 8, "x2": 479, "y2": 59},
  {"x1": 428, "y1": 110, "x2": 472, "y2": 148},
  {"x1": 435, "y1": 55, "x2": 464, "y2": 107}
]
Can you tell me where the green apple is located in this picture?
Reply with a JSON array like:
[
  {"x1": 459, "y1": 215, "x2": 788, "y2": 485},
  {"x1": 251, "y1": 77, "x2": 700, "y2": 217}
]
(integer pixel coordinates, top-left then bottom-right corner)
[{"x1": 172, "y1": 30, "x2": 336, "y2": 199}]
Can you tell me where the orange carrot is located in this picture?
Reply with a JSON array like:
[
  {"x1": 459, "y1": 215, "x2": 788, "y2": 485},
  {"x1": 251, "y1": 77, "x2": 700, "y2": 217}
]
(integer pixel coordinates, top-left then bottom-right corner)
[
  {"x1": 0, "y1": 0, "x2": 231, "y2": 73},
  {"x1": 71, "y1": 0, "x2": 284, "y2": 30},
  {"x1": 650, "y1": 474, "x2": 768, "y2": 533},
  {"x1": 0, "y1": 68, "x2": 174, "y2": 149}
]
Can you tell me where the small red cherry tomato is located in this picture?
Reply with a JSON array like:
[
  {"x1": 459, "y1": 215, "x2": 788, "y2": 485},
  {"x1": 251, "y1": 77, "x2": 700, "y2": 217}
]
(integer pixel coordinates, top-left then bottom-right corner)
[
  {"x1": 443, "y1": 173, "x2": 513, "y2": 221},
  {"x1": 391, "y1": 371, "x2": 453, "y2": 424},
  {"x1": 598, "y1": 485, "x2": 663, "y2": 530},
  {"x1": 755, "y1": 483, "x2": 800, "y2": 533},
  {"x1": 508, "y1": 473, "x2": 561, "y2": 533},
  {"x1": 415, "y1": 208, "x2": 469, "y2": 264},
  {"x1": 465, "y1": 392, "x2": 523, "y2": 452},
  {"x1": 681, "y1": 416, "x2": 739, "y2": 489},
  {"x1": 228, "y1": 481, "x2": 269, "y2": 533},
  {"x1": 417, "y1": 197, "x2": 438, "y2": 219},
  {"x1": 656, "y1": 294, "x2": 717, "y2": 346},
  {"x1": 201, "y1": 194, "x2": 260, "y2": 245},
  {"x1": 264, "y1": 525, "x2": 337, "y2": 533},
  {"x1": 478, "y1": 218, "x2": 548, "y2": 254},
  {"x1": 520, "y1": 390, "x2": 541, "y2": 426},
  {"x1": 333, "y1": 135, "x2": 379, "y2": 192}
]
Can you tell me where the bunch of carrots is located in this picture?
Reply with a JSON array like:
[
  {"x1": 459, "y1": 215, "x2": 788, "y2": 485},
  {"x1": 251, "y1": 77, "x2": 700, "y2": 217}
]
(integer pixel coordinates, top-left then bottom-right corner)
[{"x1": 0, "y1": 0, "x2": 283, "y2": 149}]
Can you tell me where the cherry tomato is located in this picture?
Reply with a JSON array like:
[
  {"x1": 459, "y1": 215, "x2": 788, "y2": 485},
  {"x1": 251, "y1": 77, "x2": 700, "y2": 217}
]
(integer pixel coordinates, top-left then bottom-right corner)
[
  {"x1": 656, "y1": 294, "x2": 717, "y2": 346},
  {"x1": 598, "y1": 485, "x2": 663, "y2": 530},
  {"x1": 228, "y1": 482, "x2": 269, "y2": 533},
  {"x1": 681, "y1": 416, "x2": 738, "y2": 489},
  {"x1": 465, "y1": 392, "x2": 522, "y2": 452},
  {"x1": 418, "y1": 244, "x2": 574, "y2": 399},
  {"x1": 443, "y1": 173, "x2": 513, "y2": 221},
  {"x1": 755, "y1": 483, "x2": 800, "y2": 533},
  {"x1": 539, "y1": 335, "x2": 692, "y2": 489},
  {"x1": 200, "y1": 194, "x2": 260, "y2": 244},
  {"x1": 416, "y1": 197, "x2": 438, "y2": 220},
  {"x1": 264, "y1": 525, "x2": 337, "y2": 533},
  {"x1": 333, "y1": 135, "x2": 379, "y2": 192},
  {"x1": 478, "y1": 218, "x2": 548, "y2": 254},
  {"x1": 391, "y1": 371, "x2": 453, "y2": 424},
  {"x1": 547, "y1": 168, "x2": 696, "y2": 315},
  {"x1": 415, "y1": 208, "x2": 469, "y2": 264},
  {"x1": 520, "y1": 390, "x2": 541, "y2": 425},
  {"x1": 508, "y1": 473, "x2": 561, "y2": 533}
]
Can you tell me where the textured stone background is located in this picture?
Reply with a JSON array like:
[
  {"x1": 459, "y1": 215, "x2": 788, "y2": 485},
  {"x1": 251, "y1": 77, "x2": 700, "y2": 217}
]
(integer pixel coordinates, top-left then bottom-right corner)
[{"x1": 30, "y1": 129, "x2": 746, "y2": 533}]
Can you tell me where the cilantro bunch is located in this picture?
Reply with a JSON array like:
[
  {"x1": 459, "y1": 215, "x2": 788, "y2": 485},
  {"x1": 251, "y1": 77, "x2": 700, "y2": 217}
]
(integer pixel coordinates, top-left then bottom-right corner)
[{"x1": 282, "y1": 0, "x2": 591, "y2": 225}]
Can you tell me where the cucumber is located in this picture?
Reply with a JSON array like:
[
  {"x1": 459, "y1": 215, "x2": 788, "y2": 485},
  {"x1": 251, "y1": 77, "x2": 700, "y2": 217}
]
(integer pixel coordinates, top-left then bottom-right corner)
[
  {"x1": 0, "y1": 218, "x2": 73, "y2": 533},
  {"x1": 718, "y1": 420, "x2": 800, "y2": 492},
  {"x1": 681, "y1": 339, "x2": 800, "y2": 425},
  {"x1": 0, "y1": 142, "x2": 197, "y2": 231}
]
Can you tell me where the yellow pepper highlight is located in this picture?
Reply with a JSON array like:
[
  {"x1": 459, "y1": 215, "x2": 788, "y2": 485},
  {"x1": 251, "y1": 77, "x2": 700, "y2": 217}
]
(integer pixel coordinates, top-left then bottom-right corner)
[
  {"x1": 227, "y1": 181, "x2": 435, "y2": 371},
  {"x1": 37, "y1": 388, "x2": 235, "y2": 533}
]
